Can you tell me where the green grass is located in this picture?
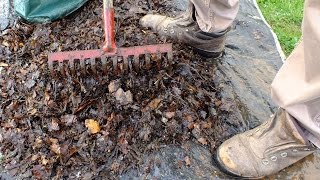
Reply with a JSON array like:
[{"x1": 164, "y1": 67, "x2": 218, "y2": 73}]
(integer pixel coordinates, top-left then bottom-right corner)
[{"x1": 257, "y1": 0, "x2": 304, "y2": 56}]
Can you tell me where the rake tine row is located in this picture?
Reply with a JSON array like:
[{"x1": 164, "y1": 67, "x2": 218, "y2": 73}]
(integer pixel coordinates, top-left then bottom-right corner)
[{"x1": 49, "y1": 51, "x2": 172, "y2": 77}]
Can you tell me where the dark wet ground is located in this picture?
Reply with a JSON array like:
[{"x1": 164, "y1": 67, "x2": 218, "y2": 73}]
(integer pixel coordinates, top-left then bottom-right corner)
[{"x1": 0, "y1": 0, "x2": 319, "y2": 179}]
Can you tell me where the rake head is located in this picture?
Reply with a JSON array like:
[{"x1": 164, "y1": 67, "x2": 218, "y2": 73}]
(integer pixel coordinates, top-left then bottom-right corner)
[
  {"x1": 48, "y1": 44, "x2": 173, "y2": 77},
  {"x1": 48, "y1": 0, "x2": 173, "y2": 77}
]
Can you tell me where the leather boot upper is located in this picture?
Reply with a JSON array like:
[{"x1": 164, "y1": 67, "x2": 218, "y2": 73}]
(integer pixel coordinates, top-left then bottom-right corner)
[
  {"x1": 216, "y1": 108, "x2": 315, "y2": 178},
  {"x1": 140, "y1": 4, "x2": 229, "y2": 57}
]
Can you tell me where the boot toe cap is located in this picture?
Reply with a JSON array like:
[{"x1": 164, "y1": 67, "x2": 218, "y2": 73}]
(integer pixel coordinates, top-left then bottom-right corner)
[
  {"x1": 140, "y1": 14, "x2": 167, "y2": 30},
  {"x1": 215, "y1": 136, "x2": 260, "y2": 178}
]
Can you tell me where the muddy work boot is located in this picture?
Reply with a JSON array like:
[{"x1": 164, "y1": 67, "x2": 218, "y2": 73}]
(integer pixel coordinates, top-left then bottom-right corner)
[
  {"x1": 214, "y1": 108, "x2": 316, "y2": 178},
  {"x1": 140, "y1": 5, "x2": 229, "y2": 58}
]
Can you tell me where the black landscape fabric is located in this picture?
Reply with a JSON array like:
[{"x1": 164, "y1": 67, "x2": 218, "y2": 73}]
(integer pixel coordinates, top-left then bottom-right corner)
[{"x1": 2, "y1": 0, "x2": 307, "y2": 179}]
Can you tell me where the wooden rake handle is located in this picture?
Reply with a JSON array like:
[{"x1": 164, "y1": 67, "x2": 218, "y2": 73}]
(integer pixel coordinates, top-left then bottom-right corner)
[{"x1": 103, "y1": 0, "x2": 117, "y2": 53}]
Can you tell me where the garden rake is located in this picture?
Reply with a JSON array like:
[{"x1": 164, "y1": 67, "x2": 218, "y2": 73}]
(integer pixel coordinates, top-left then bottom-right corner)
[{"x1": 48, "y1": 0, "x2": 173, "y2": 76}]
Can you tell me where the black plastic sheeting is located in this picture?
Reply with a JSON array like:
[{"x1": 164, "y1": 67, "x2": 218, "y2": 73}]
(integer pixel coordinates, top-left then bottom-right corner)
[{"x1": 120, "y1": 0, "x2": 320, "y2": 179}]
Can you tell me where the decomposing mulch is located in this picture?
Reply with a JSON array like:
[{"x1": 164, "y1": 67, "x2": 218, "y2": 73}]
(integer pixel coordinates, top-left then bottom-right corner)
[{"x1": 0, "y1": 0, "x2": 242, "y2": 179}]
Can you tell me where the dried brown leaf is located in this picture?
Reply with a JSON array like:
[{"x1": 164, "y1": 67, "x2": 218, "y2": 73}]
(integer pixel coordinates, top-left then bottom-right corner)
[
  {"x1": 161, "y1": 117, "x2": 168, "y2": 123},
  {"x1": 107, "y1": 112, "x2": 115, "y2": 122},
  {"x1": 49, "y1": 118, "x2": 60, "y2": 131},
  {"x1": 187, "y1": 84, "x2": 197, "y2": 93},
  {"x1": 187, "y1": 122, "x2": 194, "y2": 130},
  {"x1": 119, "y1": 137, "x2": 129, "y2": 154},
  {"x1": 31, "y1": 154, "x2": 39, "y2": 161},
  {"x1": 50, "y1": 143, "x2": 61, "y2": 155},
  {"x1": 139, "y1": 126, "x2": 151, "y2": 141},
  {"x1": 44, "y1": 91, "x2": 50, "y2": 102},
  {"x1": 108, "y1": 80, "x2": 120, "y2": 93},
  {"x1": 215, "y1": 100, "x2": 222, "y2": 107},
  {"x1": 172, "y1": 87, "x2": 182, "y2": 95},
  {"x1": 41, "y1": 155, "x2": 48, "y2": 165},
  {"x1": 85, "y1": 119, "x2": 101, "y2": 134},
  {"x1": 110, "y1": 162, "x2": 120, "y2": 172},
  {"x1": 164, "y1": 112, "x2": 175, "y2": 119},
  {"x1": 114, "y1": 88, "x2": 133, "y2": 105},
  {"x1": 32, "y1": 165, "x2": 44, "y2": 179},
  {"x1": 49, "y1": 138, "x2": 61, "y2": 154},
  {"x1": 2, "y1": 40, "x2": 10, "y2": 47},
  {"x1": 148, "y1": 98, "x2": 162, "y2": 110},
  {"x1": 185, "y1": 114, "x2": 193, "y2": 122},
  {"x1": 19, "y1": 69, "x2": 28, "y2": 76},
  {"x1": 19, "y1": 42, "x2": 24, "y2": 47},
  {"x1": 185, "y1": 156, "x2": 191, "y2": 166},
  {"x1": 33, "y1": 137, "x2": 43, "y2": 149},
  {"x1": 201, "y1": 122, "x2": 212, "y2": 129},
  {"x1": 197, "y1": 137, "x2": 208, "y2": 145},
  {"x1": 49, "y1": 138, "x2": 58, "y2": 144},
  {"x1": 61, "y1": 114, "x2": 77, "y2": 126},
  {"x1": 0, "y1": 62, "x2": 8, "y2": 67},
  {"x1": 29, "y1": 108, "x2": 37, "y2": 115},
  {"x1": 177, "y1": 160, "x2": 184, "y2": 169}
]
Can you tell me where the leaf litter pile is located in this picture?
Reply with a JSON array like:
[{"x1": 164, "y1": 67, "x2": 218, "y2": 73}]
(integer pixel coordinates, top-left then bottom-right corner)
[{"x1": 0, "y1": 0, "x2": 243, "y2": 179}]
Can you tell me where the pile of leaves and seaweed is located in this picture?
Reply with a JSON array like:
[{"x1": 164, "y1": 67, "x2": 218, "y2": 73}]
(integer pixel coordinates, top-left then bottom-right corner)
[{"x1": 0, "y1": 0, "x2": 243, "y2": 179}]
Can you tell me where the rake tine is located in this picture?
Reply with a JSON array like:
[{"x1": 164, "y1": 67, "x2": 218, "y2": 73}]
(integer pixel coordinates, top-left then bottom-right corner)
[
  {"x1": 123, "y1": 56, "x2": 128, "y2": 74},
  {"x1": 80, "y1": 59, "x2": 86, "y2": 74},
  {"x1": 59, "y1": 61, "x2": 66, "y2": 77},
  {"x1": 134, "y1": 55, "x2": 139, "y2": 72},
  {"x1": 157, "y1": 52, "x2": 162, "y2": 70},
  {"x1": 68, "y1": 59, "x2": 75, "y2": 75},
  {"x1": 101, "y1": 56, "x2": 108, "y2": 74},
  {"x1": 167, "y1": 51, "x2": 173, "y2": 72},
  {"x1": 128, "y1": 56, "x2": 133, "y2": 72},
  {"x1": 168, "y1": 52, "x2": 173, "y2": 65},
  {"x1": 113, "y1": 56, "x2": 118, "y2": 75},
  {"x1": 145, "y1": 53, "x2": 151, "y2": 70},
  {"x1": 48, "y1": 60, "x2": 55, "y2": 76},
  {"x1": 90, "y1": 58, "x2": 96, "y2": 74}
]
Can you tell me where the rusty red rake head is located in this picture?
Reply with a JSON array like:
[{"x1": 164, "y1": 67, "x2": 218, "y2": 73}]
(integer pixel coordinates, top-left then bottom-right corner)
[
  {"x1": 48, "y1": 44, "x2": 173, "y2": 76},
  {"x1": 48, "y1": 0, "x2": 173, "y2": 77}
]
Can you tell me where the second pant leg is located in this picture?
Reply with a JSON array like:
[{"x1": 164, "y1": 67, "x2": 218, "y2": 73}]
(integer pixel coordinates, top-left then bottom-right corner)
[
  {"x1": 271, "y1": 0, "x2": 320, "y2": 148},
  {"x1": 190, "y1": 0, "x2": 239, "y2": 33}
]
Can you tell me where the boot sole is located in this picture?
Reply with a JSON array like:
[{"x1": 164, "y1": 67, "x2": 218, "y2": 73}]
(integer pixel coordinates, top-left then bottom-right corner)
[
  {"x1": 212, "y1": 153, "x2": 265, "y2": 180},
  {"x1": 193, "y1": 47, "x2": 224, "y2": 59},
  {"x1": 212, "y1": 153, "x2": 243, "y2": 178}
]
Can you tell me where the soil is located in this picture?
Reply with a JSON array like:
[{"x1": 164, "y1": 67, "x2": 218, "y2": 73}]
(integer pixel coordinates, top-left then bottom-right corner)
[{"x1": 0, "y1": 0, "x2": 243, "y2": 179}]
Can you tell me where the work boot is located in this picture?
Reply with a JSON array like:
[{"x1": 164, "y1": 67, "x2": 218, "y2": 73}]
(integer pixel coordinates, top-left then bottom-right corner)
[
  {"x1": 214, "y1": 108, "x2": 316, "y2": 178},
  {"x1": 140, "y1": 3, "x2": 229, "y2": 58}
]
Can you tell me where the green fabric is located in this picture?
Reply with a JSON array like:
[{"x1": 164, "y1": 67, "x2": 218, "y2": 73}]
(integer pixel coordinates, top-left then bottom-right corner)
[{"x1": 14, "y1": 0, "x2": 88, "y2": 23}]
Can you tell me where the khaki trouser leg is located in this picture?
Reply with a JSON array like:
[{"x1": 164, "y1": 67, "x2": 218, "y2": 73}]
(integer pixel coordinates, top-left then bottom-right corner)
[
  {"x1": 190, "y1": 0, "x2": 239, "y2": 33},
  {"x1": 271, "y1": 0, "x2": 320, "y2": 148}
]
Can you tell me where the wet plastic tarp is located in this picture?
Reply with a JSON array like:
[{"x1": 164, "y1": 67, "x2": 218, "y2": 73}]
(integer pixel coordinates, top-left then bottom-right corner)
[{"x1": 14, "y1": 0, "x2": 88, "y2": 23}]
